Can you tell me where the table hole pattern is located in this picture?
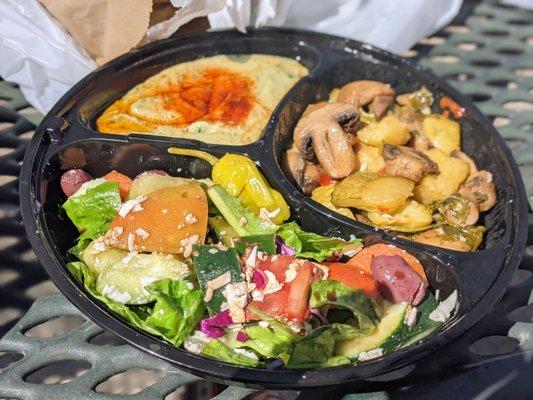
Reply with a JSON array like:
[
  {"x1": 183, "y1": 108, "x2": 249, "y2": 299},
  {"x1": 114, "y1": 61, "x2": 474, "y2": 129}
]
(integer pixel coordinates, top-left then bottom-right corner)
[
  {"x1": 23, "y1": 315, "x2": 86, "y2": 339},
  {"x1": 95, "y1": 369, "x2": 166, "y2": 395},
  {"x1": 0, "y1": 1, "x2": 532, "y2": 399},
  {"x1": 468, "y1": 335, "x2": 520, "y2": 356},
  {"x1": 24, "y1": 359, "x2": 92, "y2": 385}
]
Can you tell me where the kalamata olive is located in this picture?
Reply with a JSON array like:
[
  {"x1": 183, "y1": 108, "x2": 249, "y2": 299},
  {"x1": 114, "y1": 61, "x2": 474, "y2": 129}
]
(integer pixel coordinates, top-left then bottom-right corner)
[
  {"x1": 134, "y1": 169, "x2": 168, "y2": 180},
  {"x1": 371, "y1": 254, "x2": 426, "y2": 305},
  {"x1": 60, "y1": 169, "x2": 92, "y2": 197}
]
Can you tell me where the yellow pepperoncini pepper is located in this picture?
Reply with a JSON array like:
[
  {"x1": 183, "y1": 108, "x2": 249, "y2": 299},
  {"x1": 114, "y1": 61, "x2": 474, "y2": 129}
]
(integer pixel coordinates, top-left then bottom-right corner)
[{"x1": 168, "y1": 149, "x2": 290, "y2": 224}]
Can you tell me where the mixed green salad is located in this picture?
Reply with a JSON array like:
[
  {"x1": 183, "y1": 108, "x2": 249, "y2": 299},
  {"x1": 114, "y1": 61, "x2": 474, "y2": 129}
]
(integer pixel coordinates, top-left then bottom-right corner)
[{"x1": 59, "y1": 150, "x2": 456, "y2": 368}]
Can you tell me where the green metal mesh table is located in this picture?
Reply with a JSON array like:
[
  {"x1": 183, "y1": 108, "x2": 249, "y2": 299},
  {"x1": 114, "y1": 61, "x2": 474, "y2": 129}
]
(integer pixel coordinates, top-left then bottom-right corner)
[{"x1": 0, "y1": 1, "x2": 532, "y2": 399}]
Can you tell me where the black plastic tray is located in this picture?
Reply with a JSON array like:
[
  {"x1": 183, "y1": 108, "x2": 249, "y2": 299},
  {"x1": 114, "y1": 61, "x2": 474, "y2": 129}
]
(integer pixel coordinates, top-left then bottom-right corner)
[{"x1": 19, "y1": 28, "x2": 529, "y2": 389}]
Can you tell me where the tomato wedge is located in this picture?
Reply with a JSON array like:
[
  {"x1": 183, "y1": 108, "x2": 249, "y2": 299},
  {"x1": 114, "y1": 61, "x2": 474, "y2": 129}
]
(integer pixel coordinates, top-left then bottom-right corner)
[
  {"x1": 347, "y1": 243, "x2": 428, "y2": 285},
  {"x1": 103, "y1": 170, "x2": 132, "y2": 199},
  {"x1": 326, "y1": 263, "x2": 379, "y2": 298},
  {"x1": 246, "y1": 255, "x2": 314, "y2": 322}
]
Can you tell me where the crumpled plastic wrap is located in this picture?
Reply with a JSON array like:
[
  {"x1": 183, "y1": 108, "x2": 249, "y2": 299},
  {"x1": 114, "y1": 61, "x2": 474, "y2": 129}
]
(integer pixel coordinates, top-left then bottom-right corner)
[{"x1": 0, "y1": 0, "x2": 462, "y2": 114}]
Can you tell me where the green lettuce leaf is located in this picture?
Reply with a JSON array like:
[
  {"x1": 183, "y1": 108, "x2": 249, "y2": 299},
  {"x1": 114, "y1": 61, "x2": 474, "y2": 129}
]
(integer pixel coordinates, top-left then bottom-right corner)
[
  {"x1": 143, "y1": 279, "x2": 205, "y2": 346},
  {"x1": 276, "y1": 222, "x2": 359, "y2": 262},
  {"x1": 201, "y1": 339, "x2": 262, "y2": 367},
  {"x1": 67, "y1": 261, "x2": 204, "y2": 347},
  {"x1": 225, "y1": 320, "x2": 299, "y2": 359},
  {"x1": 286, "y1": 324, "x2": 359, "y2": 368},
  {"x1": 63, "y1": 181, "x2": 121, "y2": 244},
  {"x1": 310, "y1": 280, "x2": 378, "y2": 333}
]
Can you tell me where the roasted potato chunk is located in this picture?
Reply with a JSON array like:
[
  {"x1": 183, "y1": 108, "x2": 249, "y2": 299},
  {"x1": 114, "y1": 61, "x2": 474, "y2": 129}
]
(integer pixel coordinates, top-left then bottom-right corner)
[
  {"x1": 357, "y1": 143, "x2": 386, "y2": 173},
  {"x1": 332, "y1": 172, "x2": 414, "y2": 213},
  {"x1": 366, "y1": 200, "x2": 433, "y2": 231},
  {"x1": 358, "y1": 115, "x2": 411, "y2": 147},
  {"x1": 422, "y1": 115, "x2": 461, "y2": 155},
  {"x1": 413, "y1": 148, "x2": 469, "y2": 205},
  {"x1": 311, "y1": 184, "x2": 355, "y2": 219}
]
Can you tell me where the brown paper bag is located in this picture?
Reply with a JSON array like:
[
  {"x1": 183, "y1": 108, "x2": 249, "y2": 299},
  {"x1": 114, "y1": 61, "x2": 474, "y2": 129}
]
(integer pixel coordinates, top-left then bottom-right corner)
[{"x1": 38, "y1": 0, "x2": 155, "y2": 66}]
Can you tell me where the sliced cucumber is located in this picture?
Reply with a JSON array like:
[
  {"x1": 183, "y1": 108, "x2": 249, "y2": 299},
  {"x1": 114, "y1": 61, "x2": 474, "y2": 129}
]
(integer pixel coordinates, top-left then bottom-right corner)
[
  {"x1": 207, "y1": 185, "x2": 277, "y2": 236},
  {"x1": 233, "y1": 234, "x2": 277, "y2": 255},
  {"x1": 336, "y1": 302, "x2": 408, "y2": 358},
  {"x1": 397, "y1": 293, "x2": 441, "y2": 347},
  {"x1": 81, "y1": 240, "x2": 126, "y2": 274},
  {"x1": 208, "y1": 216, "x2": 238, "y2": 247},
  {"x1": 192, "y1": 245, "x2": 243, "y2": 314},
  {"x1": 96, "y1": 253, "x2": 190, "y2": 304}
]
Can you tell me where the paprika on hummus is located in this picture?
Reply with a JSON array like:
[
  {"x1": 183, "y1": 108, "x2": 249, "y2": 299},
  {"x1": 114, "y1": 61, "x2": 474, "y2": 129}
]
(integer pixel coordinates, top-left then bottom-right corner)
[{"x1": 97, "y1": 54, "x2": 308, "y2": 145}]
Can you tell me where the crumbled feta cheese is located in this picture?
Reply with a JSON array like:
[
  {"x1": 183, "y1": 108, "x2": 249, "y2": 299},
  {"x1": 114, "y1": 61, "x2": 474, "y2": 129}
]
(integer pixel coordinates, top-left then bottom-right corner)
[
  {"x1": 184, "y1": 331, "x2": 212, "y2": 354},
  {"x1": 184, "y1": 213, "x2": 198, "y2": 225},
  {"x1": 215, "y1": 242, "x2": 228, "y2": 251},
  {"x1": 245, "y1": 246, "x2": 258, "y2": 269},
  {"x1": 91, "y1": 238, "x2": 107, "y2": 254},
  {"x1": 238, "y1": 216, "x2": 247, "y2": 227},
  {"x1": 358, "y1": 348, "x2": 383, "y2": 361},
  {"x1": 258, "y1": 321, "x2": 269, "y2": 328},
  {"x1": 271, "y1": 255, "x2": 279, "y2": 262},
  {"x1": 134, "y1": 228, "x2": 149, "y2": 240},
  {"x1": 104, "y1": 226, "x2": 124, "y2": 246},
  {"x1": 203, "y1": 287, "x2": 214, "y2": 302},
  {"x1": 185, "y1": 281, "x2": 194, "y2": 290},
  {"x1": 404, "y1": 306, "x2": 418, "y2": 327},
  {"x1": 127, "y1": 232, "x2": 136, "y2": 252},
  {"x1": 206, "y1": 271, "x2": 232, "y2": 291},
  {"x1": 287, "y1": 321, "x2": 312, "y2": 335},
  {"x1": 180, "y1": 234, "x2": 200, "y2": 258},
  {"x1": 224, "y1": 282, "x2": 248, "y2": 323},
  {"x1": 429, "y1": 290, "x2": 457, "y2": 322},
  {"x1": 285, "y1": 268, "x2": 297, "y2": 283},
  {"x1": 435, "y1": 289, "x2": 440, "y2": 301},
  {"x1": 263, "y1": 270, "x2": 283, "y2": 295},
  {"x1": 251, "y1": 289, "x2": 264, "y2": 302},
  {"x1": 234, "y1": 348, "x2": 258, "y2": 360},
  {"x1": 208, "y1": 248, "x2": 218, "y2": 254},
  {"x1": 118, "y1": 195, "x2": 147, "y2": 218},
  {"x1": 259, "y1": 207, "x2": 280, "y2": 220}
]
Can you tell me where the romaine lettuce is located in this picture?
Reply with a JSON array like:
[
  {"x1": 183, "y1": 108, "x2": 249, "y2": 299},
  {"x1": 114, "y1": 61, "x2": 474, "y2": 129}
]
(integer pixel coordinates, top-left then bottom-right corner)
[
  {"x1": 277, "y1": 222, "x2": 358, "y2": 262},
  {"x1": 310, "y1": 280, "x2": 378, "y2": 333},
  {"x1": 201, "y1": 339, "x2": 262, "y2": 367},
  {"x1": 286, "y1": 324, "x2": 359, "y2": 368},
  {"x1": 63, "y1": 181, "x2": 121, "y2": 253},
  {"x1": 67, "y1": 261, "x2": 204, "y2": 347}
]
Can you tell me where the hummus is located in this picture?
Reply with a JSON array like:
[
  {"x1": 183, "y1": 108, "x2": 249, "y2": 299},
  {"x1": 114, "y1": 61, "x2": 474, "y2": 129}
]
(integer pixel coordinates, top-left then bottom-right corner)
[{"x1": 97, "y1": 54, "x2": 308, "y2": 145}]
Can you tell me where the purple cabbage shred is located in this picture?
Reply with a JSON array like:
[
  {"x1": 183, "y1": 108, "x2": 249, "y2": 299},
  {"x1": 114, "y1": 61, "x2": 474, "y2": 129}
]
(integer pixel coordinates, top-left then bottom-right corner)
[
  {"x1": 199, "y1": 310, "x2": 233, "y2": 338},
  {"x1": 275, "y1": 235, "x2": 295, "y2": 256}
]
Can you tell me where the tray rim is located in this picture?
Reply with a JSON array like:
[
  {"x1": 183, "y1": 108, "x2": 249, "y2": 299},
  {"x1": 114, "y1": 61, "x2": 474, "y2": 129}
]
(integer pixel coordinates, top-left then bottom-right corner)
[{"x1": 18, "y1": 27, "x2": 529, "y2": 389}]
